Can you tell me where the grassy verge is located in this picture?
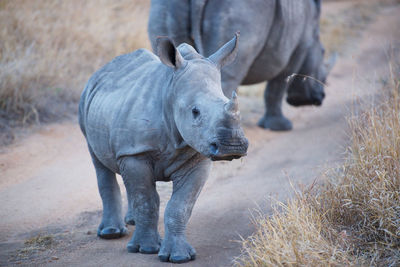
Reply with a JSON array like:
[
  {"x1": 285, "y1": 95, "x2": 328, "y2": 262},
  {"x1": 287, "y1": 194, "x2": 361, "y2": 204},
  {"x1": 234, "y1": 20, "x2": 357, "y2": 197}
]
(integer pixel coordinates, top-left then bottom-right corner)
[{"x1": 235, "y1": 63, "x2": 400, "y2": 266}]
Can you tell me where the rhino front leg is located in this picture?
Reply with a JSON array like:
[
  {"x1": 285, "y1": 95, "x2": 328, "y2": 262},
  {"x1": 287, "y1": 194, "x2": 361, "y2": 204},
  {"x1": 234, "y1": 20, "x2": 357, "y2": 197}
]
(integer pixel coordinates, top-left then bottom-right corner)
[
  {"x1": 159, "y1": 160, "x2": 210, "y2": 263},
  {"x1": 119, "y1": 156, "x2": 161, "y2": 254},
  {"x1": 258, "y1": 78, "x2": 293, "y2": 131},
  {"x1": 90, "y1": 152, "x2": 127, "y2": 239}
]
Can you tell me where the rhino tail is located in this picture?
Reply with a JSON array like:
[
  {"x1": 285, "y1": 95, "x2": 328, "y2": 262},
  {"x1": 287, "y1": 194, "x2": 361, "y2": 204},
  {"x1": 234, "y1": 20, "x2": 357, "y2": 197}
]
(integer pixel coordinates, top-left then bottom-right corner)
[{"x1": 191, "y1": 0, "x2": 208, "y2": 55}]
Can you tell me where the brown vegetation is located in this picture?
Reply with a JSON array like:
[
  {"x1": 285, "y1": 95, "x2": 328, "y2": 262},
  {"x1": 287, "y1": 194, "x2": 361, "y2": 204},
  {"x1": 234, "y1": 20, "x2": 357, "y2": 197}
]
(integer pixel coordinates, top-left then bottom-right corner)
[
  {"x1": 12, "y1": 234, "x2": 54, "y2": 261},
  {"x1": 235, "y1": 63, "x2": 400, "y2": 266},
  {"x1": 0, "y1": 0, "x2": 150, "y2": 144}
]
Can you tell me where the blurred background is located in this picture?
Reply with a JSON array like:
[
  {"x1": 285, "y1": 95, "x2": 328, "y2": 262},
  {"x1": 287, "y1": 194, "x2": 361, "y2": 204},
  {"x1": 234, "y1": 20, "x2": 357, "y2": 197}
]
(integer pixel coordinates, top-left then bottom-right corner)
[{"x1": 0, "y1": 0, "x2": 398, "y2": 145}]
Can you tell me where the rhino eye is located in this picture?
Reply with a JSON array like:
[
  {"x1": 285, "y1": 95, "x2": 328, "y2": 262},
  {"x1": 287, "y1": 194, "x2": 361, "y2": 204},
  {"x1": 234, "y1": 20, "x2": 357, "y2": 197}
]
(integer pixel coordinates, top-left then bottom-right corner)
[{"x1": 192, "y1": 107, "x2": 200, "y2": 118}]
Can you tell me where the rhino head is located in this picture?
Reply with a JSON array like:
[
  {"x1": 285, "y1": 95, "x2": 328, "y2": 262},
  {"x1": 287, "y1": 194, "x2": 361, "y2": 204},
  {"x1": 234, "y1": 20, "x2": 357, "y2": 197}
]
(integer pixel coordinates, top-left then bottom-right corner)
[
  {"x1": 286, "y1": 0, "x2": 337, "y2": 107},
  {"x1": 158, "y1": 33, "x2": 248, "y2": 161}
]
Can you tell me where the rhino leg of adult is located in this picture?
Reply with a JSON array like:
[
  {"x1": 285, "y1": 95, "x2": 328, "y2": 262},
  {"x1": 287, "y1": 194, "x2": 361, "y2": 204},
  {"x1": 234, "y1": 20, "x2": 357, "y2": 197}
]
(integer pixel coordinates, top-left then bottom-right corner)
[
  {"x1": 258, "y1": 43, "x2": 310, "y2": 131},
  {"x1": 119, "y1": 156, "x2": 161, "y2": 254},
  {"x1": 258, "y1": 78, "x2": 293, "y2": 131},
  {"x1": 90, "y1": 150, "x2": 127, "y2": 239},
  {"x1": 159, "y1": 160, "x2": 210, "y2": 263}
]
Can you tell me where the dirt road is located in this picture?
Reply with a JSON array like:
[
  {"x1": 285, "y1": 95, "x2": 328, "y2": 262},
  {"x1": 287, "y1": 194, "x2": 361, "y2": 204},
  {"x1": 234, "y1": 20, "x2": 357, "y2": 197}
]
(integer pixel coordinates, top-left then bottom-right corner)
[{"x1": 1, "y1": 2, "x2": 399, "y2": 266}]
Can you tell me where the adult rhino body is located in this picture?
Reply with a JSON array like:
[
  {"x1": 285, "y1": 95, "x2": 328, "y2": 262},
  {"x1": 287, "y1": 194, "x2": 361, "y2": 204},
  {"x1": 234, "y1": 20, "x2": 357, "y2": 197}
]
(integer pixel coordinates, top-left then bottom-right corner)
[
  {"x1": 148, "y1": 0, "x2": 336, "y2": 131},
  {"x1": 79, "y1": 34, "x2": 248, "y2": 263}
]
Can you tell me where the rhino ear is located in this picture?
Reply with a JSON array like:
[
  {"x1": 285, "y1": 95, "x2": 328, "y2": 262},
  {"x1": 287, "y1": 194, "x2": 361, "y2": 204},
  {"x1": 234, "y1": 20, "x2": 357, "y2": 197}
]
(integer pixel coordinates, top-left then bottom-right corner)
[
  {"x1": 156, "y1": 37, "x2": 185, "y2": 69},
  {"x1": 208, "y1": 32, "x2": 240, "y2": 69}
]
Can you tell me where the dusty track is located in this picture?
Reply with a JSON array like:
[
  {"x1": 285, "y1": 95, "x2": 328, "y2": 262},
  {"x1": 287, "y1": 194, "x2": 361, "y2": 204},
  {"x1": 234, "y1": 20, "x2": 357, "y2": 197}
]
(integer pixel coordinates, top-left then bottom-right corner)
[{"x1": 1, "y1": 3, "x2": 399, "y2": 266}]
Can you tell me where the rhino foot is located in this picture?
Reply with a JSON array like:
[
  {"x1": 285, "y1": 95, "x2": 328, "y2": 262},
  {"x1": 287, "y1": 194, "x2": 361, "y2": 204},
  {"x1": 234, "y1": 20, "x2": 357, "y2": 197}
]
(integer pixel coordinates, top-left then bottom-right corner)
[
  {"x1": 258, "y1": 115, "x2": 293, "y2": 131},
  {"x1": 124, "y1": 212, "x2": 135, "y2": 225},
  {"x1": 158, "y1": 235, "x2": 196, "y2": 263},
  {"x1": 127, "y1": 229, "x2": 161, "y2": 254},
  {"x1": 97, "y1": 223, "x2": 127, "y2": 239}
]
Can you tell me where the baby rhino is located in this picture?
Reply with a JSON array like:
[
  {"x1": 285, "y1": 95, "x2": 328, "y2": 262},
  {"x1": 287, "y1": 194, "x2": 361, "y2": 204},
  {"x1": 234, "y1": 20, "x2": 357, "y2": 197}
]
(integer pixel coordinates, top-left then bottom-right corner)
[{"x1": 78, "y1": 33, "x2": 248, "y2": 263}]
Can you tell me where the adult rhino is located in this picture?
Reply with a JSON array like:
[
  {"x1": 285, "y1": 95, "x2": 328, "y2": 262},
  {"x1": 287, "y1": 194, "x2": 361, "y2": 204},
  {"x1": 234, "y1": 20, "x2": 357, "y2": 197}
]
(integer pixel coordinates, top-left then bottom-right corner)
[
  {"x1": 78, "y1": 34, "x2": 248, "y2": 263},
  {"x1": 148, "y1": 0, "x2": 337, "y2": 131}
]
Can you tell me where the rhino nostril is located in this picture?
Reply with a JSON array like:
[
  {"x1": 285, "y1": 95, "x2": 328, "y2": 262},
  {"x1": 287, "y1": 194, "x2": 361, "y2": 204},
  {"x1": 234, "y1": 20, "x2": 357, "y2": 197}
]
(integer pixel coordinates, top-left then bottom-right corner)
[{"x1": 210, "y1": 142, "x2": 219, "y2": 155}]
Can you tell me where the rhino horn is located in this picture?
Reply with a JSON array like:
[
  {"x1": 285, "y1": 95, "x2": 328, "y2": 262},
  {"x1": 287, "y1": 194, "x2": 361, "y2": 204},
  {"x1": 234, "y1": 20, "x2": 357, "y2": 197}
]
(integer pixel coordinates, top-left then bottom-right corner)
[
  {"x1": 324, "y1": 52, "x2": 338, "y2": 75},
  {"x1": 209, "y1": 32, "x2": 240, "y2": 69},
  {"x1": 225, "y1": 91, "x2": 239, "y2": 113}
]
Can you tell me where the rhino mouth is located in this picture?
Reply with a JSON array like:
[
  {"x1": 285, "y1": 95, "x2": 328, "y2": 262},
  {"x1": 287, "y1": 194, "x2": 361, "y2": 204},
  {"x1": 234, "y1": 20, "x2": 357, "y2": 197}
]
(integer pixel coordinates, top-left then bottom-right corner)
[
  {"x1": 211, "y1": 154, "x2": 246, "y2": 161},
  {"x1": 286, "y1": 92, "x2": 325, "y2": 107},
  {"x1": 286, "y1": 96, "x2": 322, "y2": 107},
  {"x1": 208, "y1": 141, "x2": 248, "y2": 161}
]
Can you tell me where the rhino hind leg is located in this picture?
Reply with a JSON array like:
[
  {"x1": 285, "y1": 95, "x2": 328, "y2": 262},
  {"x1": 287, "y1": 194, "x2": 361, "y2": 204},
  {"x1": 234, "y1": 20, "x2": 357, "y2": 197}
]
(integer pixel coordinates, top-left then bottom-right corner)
[
  {"x1": 119, "y1": 157, "x2": 161, "y2": 254},
  {"x1": 124, "y1": 191, "x2": 135, "y2": 225},
  {"x1": 124, "y1": 211, "x2": 135, "y2": 225},
  {"x1": 90, "y1": 151, "x2": 127, "y2": 239},
  {"x1": 258, "y1": 79, "x2": 293, "y2": 131}
]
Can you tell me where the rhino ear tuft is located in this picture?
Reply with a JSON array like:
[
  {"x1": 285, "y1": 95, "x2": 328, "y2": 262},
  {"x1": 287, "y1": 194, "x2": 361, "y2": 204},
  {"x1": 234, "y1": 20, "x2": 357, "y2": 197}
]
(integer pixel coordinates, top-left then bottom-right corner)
[
  {"x1": 208, "y1": 32, "x2": 240, "y2": 69},
  {"x1": 156, "y1": 37, "x2": 185, "y2": 69}
]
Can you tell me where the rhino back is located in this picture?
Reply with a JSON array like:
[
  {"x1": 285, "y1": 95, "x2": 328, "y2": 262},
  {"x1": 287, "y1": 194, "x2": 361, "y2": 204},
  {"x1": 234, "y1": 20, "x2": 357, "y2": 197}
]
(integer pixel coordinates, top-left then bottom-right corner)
[
  {"x1": 79, "y1": 49, "x2": 171, "y2": 173},
  {"x1": 198, "y1": 0, "x2": 273, "y2": 58},
  {"x1": 242, "y1": 0, "x2": 311, "y2": 84}
]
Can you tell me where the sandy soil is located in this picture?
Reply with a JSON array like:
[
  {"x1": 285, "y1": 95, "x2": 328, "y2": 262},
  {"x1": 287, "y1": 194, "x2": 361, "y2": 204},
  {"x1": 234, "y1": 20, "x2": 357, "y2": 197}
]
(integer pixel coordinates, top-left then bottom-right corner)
[{"x1": 1, "y1": 2, "x2": 399, "y2": 266}]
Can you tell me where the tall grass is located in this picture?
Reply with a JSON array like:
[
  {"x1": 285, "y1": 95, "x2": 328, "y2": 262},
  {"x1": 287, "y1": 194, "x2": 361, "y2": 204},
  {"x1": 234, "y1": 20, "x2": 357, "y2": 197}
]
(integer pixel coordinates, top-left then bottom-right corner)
[
  {"x1": 0, "y1": 0, "x2": 150, "y2": 143},
  {"x1": 235, "y1": 63, "x2": 400, "y2": 266}
]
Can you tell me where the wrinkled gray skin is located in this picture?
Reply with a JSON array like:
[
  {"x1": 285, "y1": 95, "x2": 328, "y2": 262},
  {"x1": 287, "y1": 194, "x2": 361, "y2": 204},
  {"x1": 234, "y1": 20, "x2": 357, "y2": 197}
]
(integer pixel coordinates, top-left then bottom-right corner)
[
  {"x1": 78, "y1": 34, "x2": 248, "y2": 263},
  {"x1": 148, "y1": 0, "x2": 337, "y2": 131}
]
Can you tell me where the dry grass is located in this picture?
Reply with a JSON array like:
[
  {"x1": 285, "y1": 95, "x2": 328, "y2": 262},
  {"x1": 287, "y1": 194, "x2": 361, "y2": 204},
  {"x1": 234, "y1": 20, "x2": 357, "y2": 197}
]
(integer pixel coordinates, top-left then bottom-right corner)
[
  {"x1": 13, "y1": 234, "x2": 55, "y2": 260},
  {"x1": 317, "y1": 63, "x2": 400, "y2": 264},
  {"x1": 24, "y1": 234, "x2": 53, "y2": 248},
  {"x1": 236, "y1": 196, "x2": 354, "y2": 266},
  {"x1": 235, "y1": 63, "x2": 400, "y2": 266},
  {"x1": 0, "y1": 0, "x2": 150, "y2": 143}
]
